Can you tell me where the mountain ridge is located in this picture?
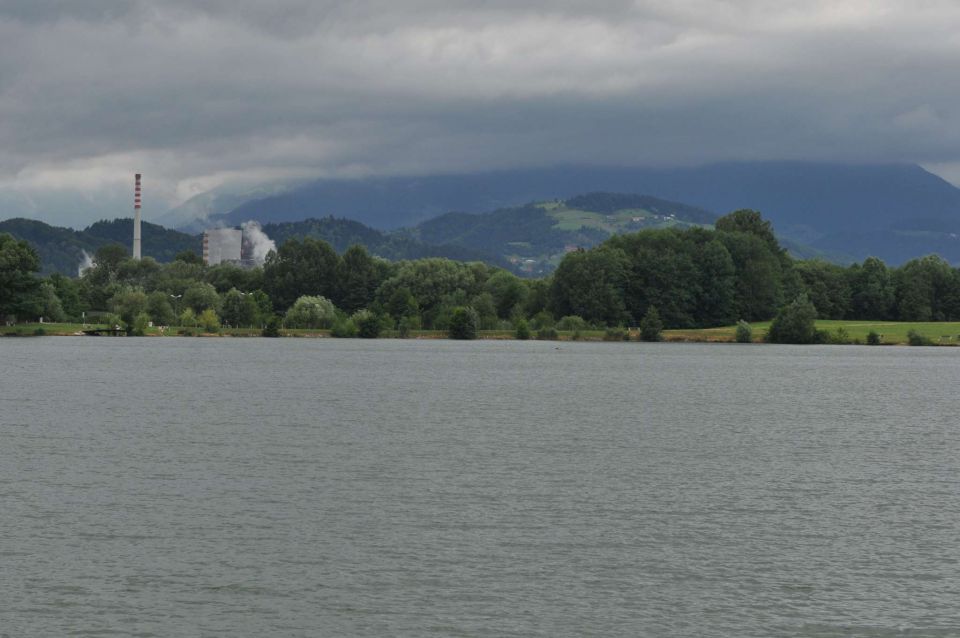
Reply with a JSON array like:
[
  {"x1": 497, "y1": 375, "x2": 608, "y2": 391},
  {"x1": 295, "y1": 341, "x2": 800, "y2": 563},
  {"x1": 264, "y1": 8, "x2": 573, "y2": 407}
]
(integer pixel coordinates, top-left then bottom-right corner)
[{"x1": 200, "y1": 161, "x2": 960, "y2": 265}]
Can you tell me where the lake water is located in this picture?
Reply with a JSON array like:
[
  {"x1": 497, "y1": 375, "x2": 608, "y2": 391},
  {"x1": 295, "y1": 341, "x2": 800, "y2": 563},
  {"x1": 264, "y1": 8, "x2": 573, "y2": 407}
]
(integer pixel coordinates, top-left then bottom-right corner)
[{"x1": 3, "y1": 338, "x2": 960, "y2": 636}]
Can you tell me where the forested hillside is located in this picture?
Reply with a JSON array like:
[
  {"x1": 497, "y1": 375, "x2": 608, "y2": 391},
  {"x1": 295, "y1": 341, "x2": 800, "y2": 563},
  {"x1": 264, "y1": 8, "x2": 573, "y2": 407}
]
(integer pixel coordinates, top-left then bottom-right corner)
[
  {"x1": 1, "y1": 192, "x2": 719, "y2": 276},
  {"x1": 204, "y1": 162, "x2": 960, "y2": 266},
  {"x1": 408, "y1": 195, "x2": 717, "y2": 274},
  {"x1": 261, "y1": 217, "x2": 509, "y2": 267},
  {"x1": 0, "y1": 218, "x2": 199, "y2": 275}
]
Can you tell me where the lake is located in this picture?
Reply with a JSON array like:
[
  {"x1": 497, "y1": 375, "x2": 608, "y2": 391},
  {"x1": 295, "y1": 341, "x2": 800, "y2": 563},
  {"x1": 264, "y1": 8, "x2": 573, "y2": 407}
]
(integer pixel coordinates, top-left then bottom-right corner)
[{"x1": 3, "y1": 338, "x2": 960, "y2": 636}]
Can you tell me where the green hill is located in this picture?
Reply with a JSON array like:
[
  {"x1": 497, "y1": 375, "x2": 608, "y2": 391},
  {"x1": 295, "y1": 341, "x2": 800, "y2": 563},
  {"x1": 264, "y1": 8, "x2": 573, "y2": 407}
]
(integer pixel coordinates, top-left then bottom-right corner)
[
  {"x1": 2, "y1": 192, "x2": 832, "y2": 277},
  {"x1": 0, "y1": 215, "x2": 509, "y2": 276},
  {"x1": 261, "y1": 217, "x2": 510, "y2": 267},
  {"x1": 408, "y1": 193, "x2": 718, "y2": 275},
  {"x1": 0, "y1": 218, "x2": 200, "y2": 275}
]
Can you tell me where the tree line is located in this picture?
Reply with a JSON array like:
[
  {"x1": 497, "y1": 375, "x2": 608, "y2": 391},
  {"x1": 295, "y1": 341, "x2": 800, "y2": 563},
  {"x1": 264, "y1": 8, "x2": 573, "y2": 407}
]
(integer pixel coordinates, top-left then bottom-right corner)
[{"x1": 2, "y1": 209, "x2": 960, "y2": 338}]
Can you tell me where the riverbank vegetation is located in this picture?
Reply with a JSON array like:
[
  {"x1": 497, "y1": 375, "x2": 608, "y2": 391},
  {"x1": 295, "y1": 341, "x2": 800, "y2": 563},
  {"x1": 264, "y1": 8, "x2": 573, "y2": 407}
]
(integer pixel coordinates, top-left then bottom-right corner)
[
  {"x1": 5, "y1": 319, "x2": 960, "y2": 345},
  {"x1": 4, "y1": 209, "x2": 960, "y2": 344}
]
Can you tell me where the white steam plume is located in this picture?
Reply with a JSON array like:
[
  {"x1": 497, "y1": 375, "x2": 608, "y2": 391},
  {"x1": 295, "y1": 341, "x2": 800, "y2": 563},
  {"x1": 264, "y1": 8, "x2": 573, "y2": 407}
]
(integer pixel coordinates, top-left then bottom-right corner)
[
  {"x1": 241, "y1": 221, "x2": 276, "y2": 264},
  {"x1": 78, "y1": 250, "x2": 95, "y2": 276}
]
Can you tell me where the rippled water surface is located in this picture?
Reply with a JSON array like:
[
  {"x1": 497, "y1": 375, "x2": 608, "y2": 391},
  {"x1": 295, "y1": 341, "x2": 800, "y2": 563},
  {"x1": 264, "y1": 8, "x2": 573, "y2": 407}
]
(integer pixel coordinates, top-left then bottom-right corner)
[{"x1": 3, "y1": 337, "x2": 960, "y2": 636}]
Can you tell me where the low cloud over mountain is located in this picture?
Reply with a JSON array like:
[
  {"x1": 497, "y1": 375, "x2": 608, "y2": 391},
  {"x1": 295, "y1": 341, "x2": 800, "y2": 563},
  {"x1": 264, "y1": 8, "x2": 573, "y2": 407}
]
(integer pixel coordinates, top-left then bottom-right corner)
[{"x1": 4, "y1": 2, "x2": 960, "y2": 226}]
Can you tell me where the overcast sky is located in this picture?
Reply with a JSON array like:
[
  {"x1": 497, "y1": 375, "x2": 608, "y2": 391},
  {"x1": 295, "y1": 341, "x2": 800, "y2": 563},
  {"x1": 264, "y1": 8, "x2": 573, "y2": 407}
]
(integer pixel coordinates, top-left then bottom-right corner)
[{"x1": 3, "y1": 0, "x2": 960, "y2": 225}]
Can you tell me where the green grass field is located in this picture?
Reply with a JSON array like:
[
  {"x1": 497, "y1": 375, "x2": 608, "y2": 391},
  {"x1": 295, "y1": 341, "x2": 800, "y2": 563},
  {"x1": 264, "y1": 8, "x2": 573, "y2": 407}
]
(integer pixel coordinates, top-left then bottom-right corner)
[
  {"x1": 665, "y1": 320, "x2": 960, "y2": 345},
  {"x1": 548, "y1": 207, "x2": 662, "y2": 232},
  {"x1": 547, "y1": 206, "x2": 706, "y2": 233}
]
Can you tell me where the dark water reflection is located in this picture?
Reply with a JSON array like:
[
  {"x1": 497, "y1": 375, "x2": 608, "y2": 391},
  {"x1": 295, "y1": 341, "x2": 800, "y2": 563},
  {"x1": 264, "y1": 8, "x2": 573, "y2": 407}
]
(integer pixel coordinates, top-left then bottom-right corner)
[{"x1": 3, "y1": 338, "x2": 960, "y2": 636}]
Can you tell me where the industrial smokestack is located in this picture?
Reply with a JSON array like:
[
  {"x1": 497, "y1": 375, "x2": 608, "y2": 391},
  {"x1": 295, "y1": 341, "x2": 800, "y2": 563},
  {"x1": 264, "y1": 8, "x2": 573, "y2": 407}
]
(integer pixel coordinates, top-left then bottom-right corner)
[{"x1": 133, "y1": 173, "x2": 142, "y2": 260}]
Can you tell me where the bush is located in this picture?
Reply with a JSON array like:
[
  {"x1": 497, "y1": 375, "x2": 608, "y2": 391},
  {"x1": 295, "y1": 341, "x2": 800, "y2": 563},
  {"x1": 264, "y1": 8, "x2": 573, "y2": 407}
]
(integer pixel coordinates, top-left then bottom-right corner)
[
  {"x1": 146, "y1": 291, "x2": 176, "y2": 327},
  {"x1": 353, "y1": 309, "x2": 381, "y2": 339},
  {"x1": 178, "y1": 308, "x2": 197, "y2": 328},
  {"x1": 639, "y1": 306, "x2": 663, "y2": 342},
  {"x1": 603, "y1": 327, "x2": 628, "y2": 341},
  {"x1": 514, "y1": 318, "x2": 530, "y2": 340},
  {"x1": 130, "y1": 312, "x2": 151, "y2": 336},
  {"x1": 556, "y1": 315, "x2": 588, "y2": 332},
  {"x1": 397, "y1": 315, "x2": 418, "y2": 338},
  {"x1": 198, "y1": 308, "x2": 221, "y2": 333},
  {"x1": 261, "y1": 315, "x2": 281, "y2": 337},
  {"x1": 33, "y1": 327, "x2": 46, "y2": 336},
  {"x1": 448, "y1": 306, "x2": 480, "y2": 340},
  {"x1": 330, "y1": 318, "x2": 358, "y2": 338},
  {"x1": 536, "y1": 327, "x2": 558, "y2": 340},
  {"x1": 907, "y1": 330, "x2": 932, "y2": 346},
  {"x1": 735, "y1": 320, "x2": 753, "y2": 343},
  {"x1": 866, "y1": 330, "x2": 881, "y2": 345},
  {"x1": 827, "y1": 326, "x2": 852, "y2": 345},
  {"x1": 767, "y1": 294, "x2": 818, "y2": 344},
  {"x1": 284, "y1": 295, "x2": 337, "y2": 329},
  {"x1": 530, "y1": 310, "x2": 555, "y2": 330}
]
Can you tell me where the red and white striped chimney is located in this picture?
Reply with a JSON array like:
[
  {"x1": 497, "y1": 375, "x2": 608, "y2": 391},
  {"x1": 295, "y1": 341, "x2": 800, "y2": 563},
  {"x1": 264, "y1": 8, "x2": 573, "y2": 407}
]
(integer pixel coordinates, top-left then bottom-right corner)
[{"x1": 133, "y1": 173, "x2": 142, "y2": 260}]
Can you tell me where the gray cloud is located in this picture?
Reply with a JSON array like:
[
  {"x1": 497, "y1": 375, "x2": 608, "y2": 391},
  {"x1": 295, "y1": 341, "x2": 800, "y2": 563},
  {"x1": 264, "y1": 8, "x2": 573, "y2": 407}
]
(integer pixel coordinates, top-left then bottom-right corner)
[{"x1": 3, "y1": 0, "x2": 960, "y2": 225}]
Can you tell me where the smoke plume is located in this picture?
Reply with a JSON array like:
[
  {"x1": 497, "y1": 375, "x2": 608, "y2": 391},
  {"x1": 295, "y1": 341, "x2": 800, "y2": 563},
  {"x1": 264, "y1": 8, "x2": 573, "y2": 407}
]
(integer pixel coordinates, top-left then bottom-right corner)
[
  {"x1": 241, "y1": 221, "x2": 276, "y2": 264},
  {"x1": 77, "y1": 250, "x2": 94, "y2": 276}
]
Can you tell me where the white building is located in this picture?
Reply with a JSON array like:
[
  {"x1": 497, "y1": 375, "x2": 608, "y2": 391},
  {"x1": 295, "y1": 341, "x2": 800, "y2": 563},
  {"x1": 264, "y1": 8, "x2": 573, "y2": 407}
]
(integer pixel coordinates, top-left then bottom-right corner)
[{"x1": 202, "y1": 228, "x2": 243, "y2": 265}]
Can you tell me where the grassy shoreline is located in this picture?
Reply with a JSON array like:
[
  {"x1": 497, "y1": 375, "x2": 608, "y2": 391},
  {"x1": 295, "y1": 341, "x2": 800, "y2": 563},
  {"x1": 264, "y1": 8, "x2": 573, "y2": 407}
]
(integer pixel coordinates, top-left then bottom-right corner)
[{"x1": 5, "y1": 320, "x2": 960, "y2": 345}]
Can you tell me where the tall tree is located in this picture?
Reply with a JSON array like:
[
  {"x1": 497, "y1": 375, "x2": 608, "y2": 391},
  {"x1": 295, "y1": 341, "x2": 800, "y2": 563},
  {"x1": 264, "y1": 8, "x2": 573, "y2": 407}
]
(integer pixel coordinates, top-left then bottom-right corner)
[
  {"x1": 183, "y1": 281, "x2": 222, "y2": 314},
  {"x1": 717, "y1": 231, "x2": 785, "y2": 322},
  {"x1": 220, "y1": 288, "x2": 259, "y2": 328},
  {"x1": 715, "y1": 209, "x2": 781, "y2": 254},
  {"x1": 0, "y1": 233, "x2": 43, "y2": 321},
  {"x1": 794, "y1": 260, "x2": 851, "y2": 320},
  {"x1": 48, "y1": 272, "x2": 84, "y2": 319},
  {"x1": 849, "y1": 257, "x2": 894, "y2": 319},
  {"x1": 549, "y1": 247, "x2": 629, "y2": 326},
  {"x1": 607, "y1": 230, "x2": 702, "y2": 328},
  {"x1": 485, "y1": 270, "x2": 528, "y2": 319},
  {"x1": 263, "y1": 237, "x2": 340, "y2": 311},
  {"x1": 894, "y1": 255, "x2": 960, "y2": 321},
  {"x1": 337, "y1": 245, "x2": 381, "y2": 313}
]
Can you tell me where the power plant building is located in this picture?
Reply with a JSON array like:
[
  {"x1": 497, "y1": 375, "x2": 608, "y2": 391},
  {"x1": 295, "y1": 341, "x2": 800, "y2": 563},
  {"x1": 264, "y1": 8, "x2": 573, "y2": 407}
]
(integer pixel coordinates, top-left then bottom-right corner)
[{"x1": 203, "y1": 228, "x2": 243, "y2": 265}]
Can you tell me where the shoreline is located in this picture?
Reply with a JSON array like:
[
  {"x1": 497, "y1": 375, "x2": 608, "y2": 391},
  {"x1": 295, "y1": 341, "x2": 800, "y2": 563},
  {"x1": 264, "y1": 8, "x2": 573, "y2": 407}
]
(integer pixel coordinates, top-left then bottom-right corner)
[{"x1": 3, "y1": 322, "x2": 958, "y2": 345}]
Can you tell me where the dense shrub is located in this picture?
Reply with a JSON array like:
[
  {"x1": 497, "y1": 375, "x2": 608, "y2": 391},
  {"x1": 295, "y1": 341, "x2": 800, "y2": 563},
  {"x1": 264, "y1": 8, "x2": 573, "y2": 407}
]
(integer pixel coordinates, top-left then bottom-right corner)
[
  {"x1": 767, "y1": 294, "x2": 818, "y2": 344},
  {"x1": 556, "y1": 315, "x2": 588, "y2": 331},
  {"x1": 514, "y1": 318, "x2": 530, "y2": 340},
  {"x1": 448, "y1": 306, "x2": 480, "y2": 340},
  {"x1": 261, "y1": 315, "x2": 281, "y2": 337},
  {"x1": 179, "y1": 308, "x2": 196, "y2": 328},
  {"x1": 639, "y1": 306, "x2": 663, "y2": 342},
  {"x1": 866, "y1": 330, "x2": 881, "y2": 345},
  {"x1": 130, "y1": 312, "x2": 151, "y2": 336},
  {"x1": 198, "y1": 308, "x2": 221, "y2": 333},
  {"x1": 330, "y1": 318, "x2": 358, "y2": 338},
  {"x1": 603, "y1": 327, "x2": 628, "y2": 341},
  {"x1": 530, "y1": 310, "x2": 555, "y2": 330},
  {"x1": 536, "y1": 327, "x2": 559, "y2": 340},
  {"x1": 907, "y1": 330, "x2": 932, "y2": 346},
  {"x1": 353, "y1": 309, "x2": 381, "y2": 338},
  {"x1": 735, "y1": 320, "x2": 753, "y2": 343},
  {"x1": 828, "y1": 326, "x2": 851, "y2": 345},
  {"x1": 284, "y1": 295, "x2": 337, "y2": 329}
]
